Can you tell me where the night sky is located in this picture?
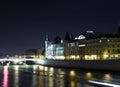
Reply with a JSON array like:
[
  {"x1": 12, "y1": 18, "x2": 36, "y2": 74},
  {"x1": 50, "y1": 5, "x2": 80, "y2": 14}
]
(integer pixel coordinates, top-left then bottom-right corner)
[{"x1": 0, "y1": 0, "x2": 120, "y2": 55}]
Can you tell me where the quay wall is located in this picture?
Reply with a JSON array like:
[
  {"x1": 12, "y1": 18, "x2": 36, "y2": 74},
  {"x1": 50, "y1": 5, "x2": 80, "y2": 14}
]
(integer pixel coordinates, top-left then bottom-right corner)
[{"x1": 37, "y1": 59, "x2": 120, "y2": 71}]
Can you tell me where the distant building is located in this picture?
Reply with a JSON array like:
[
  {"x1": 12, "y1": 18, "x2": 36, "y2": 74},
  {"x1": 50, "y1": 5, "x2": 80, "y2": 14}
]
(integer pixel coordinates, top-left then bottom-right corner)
[
  {"x1": 24, "y1": 49, "x2": 37, "y2": 58},
  {"x1": 24, "y1": 47, "x2": 45, "y2": 58},
  {"x1": 36, "y1": 47, "x2": 45, "y2": 58},
  {"x1": 45, "y1": 31, "x2": 120, "y2": 60}
]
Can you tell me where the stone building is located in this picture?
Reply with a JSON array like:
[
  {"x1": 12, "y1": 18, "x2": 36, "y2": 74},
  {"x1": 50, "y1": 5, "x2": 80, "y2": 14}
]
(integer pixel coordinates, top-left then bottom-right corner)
[{"x1": 45, "y1": 31, "x2": 120, "y2": 60}]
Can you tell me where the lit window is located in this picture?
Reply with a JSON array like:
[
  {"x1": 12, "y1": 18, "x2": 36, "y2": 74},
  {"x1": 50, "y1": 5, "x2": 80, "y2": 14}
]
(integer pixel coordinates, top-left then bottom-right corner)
[{"x1": 77, "y1": 35, "x2": 86, "y2": 40}]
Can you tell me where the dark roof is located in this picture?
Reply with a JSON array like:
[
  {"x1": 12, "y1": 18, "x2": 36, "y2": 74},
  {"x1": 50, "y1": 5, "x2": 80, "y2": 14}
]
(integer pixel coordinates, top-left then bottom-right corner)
[{"x1": 84, "y1": 33, "x2": 120, "y2": 40}]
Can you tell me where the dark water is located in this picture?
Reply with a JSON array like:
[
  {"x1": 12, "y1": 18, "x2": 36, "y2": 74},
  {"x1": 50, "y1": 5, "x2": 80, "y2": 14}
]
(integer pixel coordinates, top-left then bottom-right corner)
[{"x1": 0, "y1": 65, "x2": 120, "y2": 87}]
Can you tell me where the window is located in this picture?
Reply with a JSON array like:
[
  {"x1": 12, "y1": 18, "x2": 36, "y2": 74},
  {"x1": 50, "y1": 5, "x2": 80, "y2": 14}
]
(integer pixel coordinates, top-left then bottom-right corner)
[
  {"x1": 108, "y1": 49, "x2": 110, "y2": 53},
  {"x1": 117, "y1": 49, "x2": 120, "y2": 53},
  {"x1": 113, "y1": 45, "x2": 115, "y2": 47},
  {"x1": 113, "y1": 49, "x2": 115, "y2": 53},
  {"x1": 117, "y1": 45, "x2": 119, "y2": 47}
]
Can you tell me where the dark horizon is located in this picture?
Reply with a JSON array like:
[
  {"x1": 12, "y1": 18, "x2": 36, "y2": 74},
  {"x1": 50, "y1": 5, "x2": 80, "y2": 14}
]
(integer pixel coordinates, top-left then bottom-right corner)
[{"x1": 0, "y1": 0, "x2": 120, "y2": 56}]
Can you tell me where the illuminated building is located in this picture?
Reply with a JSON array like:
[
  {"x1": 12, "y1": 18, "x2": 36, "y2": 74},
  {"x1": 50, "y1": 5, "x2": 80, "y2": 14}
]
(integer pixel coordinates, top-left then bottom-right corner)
[
  {"x1": 83, "y1": 37, "x2": 120, "y2": 60},
  {"x1": 45, "y1": 35, "x2": 65, "y2": 59},
  {"x1": 45, "y1": 31, "x2": 120, "y2": 60}
]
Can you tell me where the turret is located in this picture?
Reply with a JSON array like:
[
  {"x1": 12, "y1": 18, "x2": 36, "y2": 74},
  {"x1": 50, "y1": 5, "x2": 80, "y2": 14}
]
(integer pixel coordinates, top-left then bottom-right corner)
[{"x1": 45, "y1": 35, "x2": 50, "y2": 58}]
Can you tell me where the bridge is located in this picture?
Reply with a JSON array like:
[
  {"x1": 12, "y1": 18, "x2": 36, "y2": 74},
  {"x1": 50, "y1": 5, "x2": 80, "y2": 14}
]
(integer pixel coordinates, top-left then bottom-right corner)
[{"x1": 0, "y1": 58, "x2": 45, "y2": 65}]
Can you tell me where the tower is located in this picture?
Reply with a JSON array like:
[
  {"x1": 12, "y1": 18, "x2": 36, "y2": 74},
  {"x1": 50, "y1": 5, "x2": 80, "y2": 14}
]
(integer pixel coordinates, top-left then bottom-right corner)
[{"x1": 45, "y1": 35, "x2": 50, "y2": 58}]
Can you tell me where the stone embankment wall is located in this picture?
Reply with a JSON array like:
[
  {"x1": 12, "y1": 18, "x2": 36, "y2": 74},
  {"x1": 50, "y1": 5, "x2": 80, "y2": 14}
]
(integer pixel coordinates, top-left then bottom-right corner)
[{"x1": 37, "y1": 59, "x2": 120, "y2": 71}]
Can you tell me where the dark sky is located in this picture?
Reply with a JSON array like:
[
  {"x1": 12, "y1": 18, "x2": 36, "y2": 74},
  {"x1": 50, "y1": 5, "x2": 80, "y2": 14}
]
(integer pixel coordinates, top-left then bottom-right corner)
[{"x1": 0, "y1": 0, "x2": 120, "y2": 55}]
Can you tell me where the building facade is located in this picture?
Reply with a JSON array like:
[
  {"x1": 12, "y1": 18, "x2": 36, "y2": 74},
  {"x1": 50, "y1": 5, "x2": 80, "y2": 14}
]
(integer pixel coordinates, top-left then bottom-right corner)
[
  {"x1": 45, "y1": 31, "x2": 120, "y2": 60},
  {"x1": 83, "y1": 37, "x2": 120, "y2": 60}
]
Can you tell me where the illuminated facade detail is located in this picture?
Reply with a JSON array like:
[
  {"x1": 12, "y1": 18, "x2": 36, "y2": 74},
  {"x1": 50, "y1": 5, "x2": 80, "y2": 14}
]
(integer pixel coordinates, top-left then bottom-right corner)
[
  {"x1": 77, "y1": 35, "x2": 86, "y2": 40},
  {"x1": 45, "y1": 35, "x2": 80, "y2": 60},
  {"x1": 78, "y1": 44, "x2": 86, "y2": 47},
  {"x1": 83, "y1": 37, "x2": 120, "y2": 60},
  {"x1": 45, "y1": 32, "x2": 120, "y2": 60},
  {"x1": 45, "y1": 36, "x2": 65, "y2": 59},
  {"x1": 45, "y1": 40, "x2": 79, "y2": 60}
]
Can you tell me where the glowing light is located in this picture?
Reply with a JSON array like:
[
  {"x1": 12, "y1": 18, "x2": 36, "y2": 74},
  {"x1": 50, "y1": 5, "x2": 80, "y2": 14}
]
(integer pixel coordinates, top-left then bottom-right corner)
[
  {"x1": 46, "y1": 55, "x2": 53, "y2": 59},
  {"x1": 77, "y1": 35, "x2": 86, "y2": 40},
  {"x1": 14, "y1": 65, "x2": 19, "y2": 71},
  {"x1": 3, "y1": 58, "x2": 8, "y2": 61},
  {"x1": 88, "y1": 80, "x2": 120, "y2": 87},
  {"x1": 58, "y1": 69, "x2": 65, "y2": 78},
  {"x1": 44, "y1": 67, "x2": 48, "y2": 72},
  {"x1": 86, "y1": 72, "x2": 92, "y2": 79},
  {"x1": 107, "y1": 39, "x2": 110, "y2": 42},
  {"x1": 14, "y1": 59, "x2": 19, "y2": 64},
  {"x1": 61, "y1": 40, "x2": 63, "y2": 43},
  {"x1": 75, "y1": 37, "x2": 78, "y2": 40},
  {"x1": 70, "y1": 70, "x2": 76, "y2": 77},
  {"x1": 103, "y1": 55, "x2": 108, "y2": 60},
  {"x1": 49, "y1": 67, "x2": 54, "y2": 72},
  {"x1": 103, "y1": 49, "x2": 109, "y2": 60},
  {"x1": 49, "y1": 67, "x2": 54, "y2": 76},
  {"x1": 103, "y1": 74, "x2": 112, "y2": 82},
  {"x1": 2, "y1": 66, "x2": 9, "y2": 87},
  {"x1": 37, "y1": 60, "x2": 45, "y2": 64},
  {"x1": 70, "y1": 80, "x2": 75, "y2": 87},
  {"x1": 33, "y1": 65, "x2": 38, "y2": 70},
  {"x1": 53, "y1": 56, "x2": 65, "y2": 60},
  {"x1": 85, "y1": 55, "x2": 97, "y2": 60},
  {"x1": 105, "y1": 74, "x2": 111, "y2": 79},
  {"x1": 25, "y1": 64, "x2": 29, "y2": 68},
  {"x1": 85, "y1": 55, "x2": 90, "y2": 60},
  {"x1": 76, "y1": 55, "x2": 80, "y2": 59},
  {"x1": 86, "y1": 31, "x2": 94, "y2": 34},
  {"x1": 70, "y1": 55, "x2": 75, "y2": 59},
  {"x1": 78, "y1": 44, "x2": 86, "y2": 47},
  {"x1": 39, "y1": 66, "x2": 44, "y2": 71},
  {"x1": 91, "y1": 55, "x2": 97, "y2": 60},
  {"x1": 14, "y1": 65, "x2": 19, "y2": 87}
]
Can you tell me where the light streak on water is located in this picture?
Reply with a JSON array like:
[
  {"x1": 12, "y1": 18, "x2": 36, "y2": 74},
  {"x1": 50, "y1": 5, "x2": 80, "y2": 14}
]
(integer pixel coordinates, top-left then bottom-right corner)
[
  {"x1": 88, "y1": 80, "x2": 120, "y2": 87},
  {"x1": 2, "y1": 66, "x2": 9, "y2": 87}
]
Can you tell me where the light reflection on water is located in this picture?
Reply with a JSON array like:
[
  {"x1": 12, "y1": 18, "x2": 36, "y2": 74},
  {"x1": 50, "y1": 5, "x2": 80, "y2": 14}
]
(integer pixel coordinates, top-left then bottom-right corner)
[
  {"x1": 14, "y1": 65, "x2": 19, "y2": 87},
  {"x1": 0, "y1": 65, "x2": 120, "y2": 87},
  {"x1": 103, "y1": 74, "x2": 112, "y2": 82},
  {"x1": 2, "y1": 66, "x2": 9, "y2": 87}
]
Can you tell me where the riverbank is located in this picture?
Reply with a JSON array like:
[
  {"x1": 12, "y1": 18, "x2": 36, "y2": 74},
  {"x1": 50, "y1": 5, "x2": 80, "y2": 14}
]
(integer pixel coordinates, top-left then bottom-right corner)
[{"x1": 37, "y1": 59, "x2": 120, "y2": 72}]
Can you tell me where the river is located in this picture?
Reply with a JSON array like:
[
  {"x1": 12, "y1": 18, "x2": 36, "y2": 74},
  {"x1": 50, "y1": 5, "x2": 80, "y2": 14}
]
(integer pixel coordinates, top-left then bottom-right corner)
[{"x1": 0, "y1": 65, "x2": 120, "y2": 87}]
